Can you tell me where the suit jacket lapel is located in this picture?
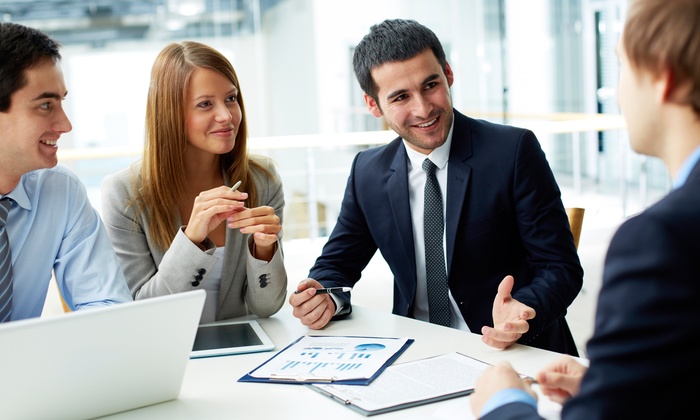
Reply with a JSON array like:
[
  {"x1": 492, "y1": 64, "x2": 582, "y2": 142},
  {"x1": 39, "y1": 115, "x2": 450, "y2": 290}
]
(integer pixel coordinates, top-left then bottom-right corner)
[
  {"x1": 445, "y1": 111, "x2": 473, "y2": 277},
  {"x1": 387, "y1": 142, "x2": 417, "y2": 279}
]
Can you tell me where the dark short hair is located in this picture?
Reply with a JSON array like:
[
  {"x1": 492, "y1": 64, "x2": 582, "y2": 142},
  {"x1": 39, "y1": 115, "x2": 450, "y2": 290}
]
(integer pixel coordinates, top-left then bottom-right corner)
[
  {"x1": 0, "y1": 22, "x2": 61, "y2": 112},
  {"x1": 352, "y1": 19, "x2": 447, "y2": 102}
]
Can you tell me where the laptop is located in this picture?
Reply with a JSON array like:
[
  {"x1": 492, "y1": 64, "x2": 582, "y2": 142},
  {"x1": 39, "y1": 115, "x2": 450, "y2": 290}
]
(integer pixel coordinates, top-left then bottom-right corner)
[{"x1": 0, "y1": 289, "x2": 206, "y2": 420}]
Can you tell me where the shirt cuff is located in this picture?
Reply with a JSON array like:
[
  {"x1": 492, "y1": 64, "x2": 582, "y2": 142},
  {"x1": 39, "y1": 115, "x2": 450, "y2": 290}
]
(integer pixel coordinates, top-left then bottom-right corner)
[
  {"x1": 479, "y1": 388, "x2": 537, "y2": 418},
  {"x1": 329, "y1": 293, "x2": 345, "y2": 315}
]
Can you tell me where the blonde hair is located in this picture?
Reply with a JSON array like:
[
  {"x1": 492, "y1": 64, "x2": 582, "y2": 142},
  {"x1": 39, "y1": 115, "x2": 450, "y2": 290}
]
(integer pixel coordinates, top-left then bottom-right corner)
[
  {"x1": 623, "y1": 0, "x2": 700, "y2": 117},
  {"x1": 135, "y1": 41, "x2": 270, "y2": 250}
]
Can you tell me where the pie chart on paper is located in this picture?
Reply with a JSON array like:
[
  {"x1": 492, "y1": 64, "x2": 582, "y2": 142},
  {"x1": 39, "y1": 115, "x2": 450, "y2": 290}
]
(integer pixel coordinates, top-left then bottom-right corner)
[{"x1": 354, "y1": 343, "x2": 386, "y2": 351}]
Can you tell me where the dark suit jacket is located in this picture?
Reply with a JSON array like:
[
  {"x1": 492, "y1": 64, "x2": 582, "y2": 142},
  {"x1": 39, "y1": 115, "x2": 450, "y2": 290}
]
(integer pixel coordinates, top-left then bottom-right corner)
[
  {"x1": 484, "y1": 160, "x2": 700, "y2": 419},
  {"x1": 310, "y1": 110, "x2": 583, "y2": 355}
]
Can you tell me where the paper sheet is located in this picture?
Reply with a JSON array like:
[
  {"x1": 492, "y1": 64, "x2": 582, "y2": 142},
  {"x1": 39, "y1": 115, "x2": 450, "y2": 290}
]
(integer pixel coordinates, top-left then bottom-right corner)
[
  {"x1": 312, "y1": 352, "x2": 488, "y2": 414},
  {"x1": 249, "y1": 335, "x2": 411, "y2": 382}
]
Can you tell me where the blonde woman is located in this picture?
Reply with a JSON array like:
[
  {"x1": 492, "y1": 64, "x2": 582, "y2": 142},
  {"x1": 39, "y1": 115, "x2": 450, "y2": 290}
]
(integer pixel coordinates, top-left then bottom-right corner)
[{"x1": 101, "y1": 41, "x2": 286, "y2": 323}]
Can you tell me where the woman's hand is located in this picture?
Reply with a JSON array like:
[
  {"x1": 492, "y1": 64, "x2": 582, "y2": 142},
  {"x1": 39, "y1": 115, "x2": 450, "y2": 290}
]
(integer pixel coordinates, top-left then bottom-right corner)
[
  {"x1": 183, "y1": 186, "x2": 246, "y2": 244},
  {"x1": 228, "y1": 205, "x2": 281, "y2": 261}
]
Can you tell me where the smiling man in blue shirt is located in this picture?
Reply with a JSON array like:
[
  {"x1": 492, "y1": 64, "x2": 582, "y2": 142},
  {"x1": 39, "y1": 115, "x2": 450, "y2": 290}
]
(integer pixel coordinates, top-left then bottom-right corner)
[{"x1": 0, "y1": 22, "x2": 132, "y2": 322}]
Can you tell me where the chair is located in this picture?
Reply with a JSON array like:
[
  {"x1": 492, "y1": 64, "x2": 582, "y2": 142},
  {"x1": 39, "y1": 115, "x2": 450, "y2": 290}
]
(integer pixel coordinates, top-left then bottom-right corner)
[
  {"x1": 565, "y1": 207, "x2": 585, "y2": 249},
  {"x1": 52, "y1": 271, "x2": 72, "y2": 313},
  {"x1": 60, "y1": 294, "x2": 71, "y2": 312}
]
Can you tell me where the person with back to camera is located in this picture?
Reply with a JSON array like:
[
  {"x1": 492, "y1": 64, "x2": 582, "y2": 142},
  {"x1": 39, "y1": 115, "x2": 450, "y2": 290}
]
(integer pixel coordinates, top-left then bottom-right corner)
[
  {"x1": 289, "y1": 18, "x2": 583, "y2": 356},
  {"x1": 470, "y1": 0, "x2": 700, "y2": 418},
  {"x1": 101, "y1": 41, "x2": 286, "y2": 323}
]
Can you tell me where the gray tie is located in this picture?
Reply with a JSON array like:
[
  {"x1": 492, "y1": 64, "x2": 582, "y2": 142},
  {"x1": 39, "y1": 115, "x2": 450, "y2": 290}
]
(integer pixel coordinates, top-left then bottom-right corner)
[
  {"x1": 422, "y1": 159, "x2": 450, "y2": 327},
  {"x1": 0, "y1": 198, "x2": 13, "y2": 323}
]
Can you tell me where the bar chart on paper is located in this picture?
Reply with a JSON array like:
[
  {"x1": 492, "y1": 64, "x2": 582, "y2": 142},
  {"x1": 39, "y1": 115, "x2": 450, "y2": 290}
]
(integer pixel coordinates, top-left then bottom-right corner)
[
  {"x1": 248, "y1": 335, "x2": 411, "y2": 381},
  {"x1": 286, "y1": 346, "x2": 380, "y2": 373}
]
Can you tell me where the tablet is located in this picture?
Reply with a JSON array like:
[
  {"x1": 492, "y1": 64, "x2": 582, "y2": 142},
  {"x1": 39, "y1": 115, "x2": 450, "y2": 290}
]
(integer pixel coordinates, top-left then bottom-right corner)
[{"x1": 190, "y1": 319, "x2": 275, "y2": 358}]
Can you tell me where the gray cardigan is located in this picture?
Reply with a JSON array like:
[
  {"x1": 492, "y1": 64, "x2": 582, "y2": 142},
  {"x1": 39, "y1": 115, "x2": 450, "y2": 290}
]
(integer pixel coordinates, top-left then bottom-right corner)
[{"x1": 100, "y1": 157, "x2": 287, "y2": 320}]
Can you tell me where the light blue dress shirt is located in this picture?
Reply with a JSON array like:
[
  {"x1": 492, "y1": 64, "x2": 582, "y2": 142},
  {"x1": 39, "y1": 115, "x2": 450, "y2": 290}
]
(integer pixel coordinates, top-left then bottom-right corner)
[
  {"x1": 673, "y1": 145, "x2": 700, "y2": 189},
  {"x1": 479, "y1": 388, "x2": 538, "y2": 417},
  {"x1": 1, "y1": 165, "x2": 132, "y2": 321}
]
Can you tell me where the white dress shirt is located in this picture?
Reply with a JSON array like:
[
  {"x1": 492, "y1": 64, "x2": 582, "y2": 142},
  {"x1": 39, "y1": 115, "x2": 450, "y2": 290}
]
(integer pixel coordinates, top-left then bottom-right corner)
[{"x1": 403, "y1": 123, "x2": 468, "y2": 330}]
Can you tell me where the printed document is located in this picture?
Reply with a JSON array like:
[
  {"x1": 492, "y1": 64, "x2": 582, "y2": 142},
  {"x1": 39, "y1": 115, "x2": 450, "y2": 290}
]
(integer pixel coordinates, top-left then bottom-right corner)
[
  {"x1": 244, "y1": 335, "x2": 411, "y2": 383},
  {"x1": 309, "y1": 352, "x2": 490, "y2": 416}
]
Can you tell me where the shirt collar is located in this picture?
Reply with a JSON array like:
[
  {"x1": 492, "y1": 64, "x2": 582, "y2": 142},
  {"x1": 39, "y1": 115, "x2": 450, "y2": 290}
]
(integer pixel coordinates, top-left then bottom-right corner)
[
  {"x1": 402, "y1": 119, "x2": 454, "y2": 170},
  {"x1": 673, "y1": 145, "x2": 700, "y2": 189},
  {"x1": 2, "y1": 173, "x2": 33, "y2": 211}
]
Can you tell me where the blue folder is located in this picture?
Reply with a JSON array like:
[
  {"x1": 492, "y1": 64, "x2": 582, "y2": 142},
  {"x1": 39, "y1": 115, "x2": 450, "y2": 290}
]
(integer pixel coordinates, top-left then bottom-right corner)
[{"x1": 238, "y1": 335, "x2": 414, "y2": 385}]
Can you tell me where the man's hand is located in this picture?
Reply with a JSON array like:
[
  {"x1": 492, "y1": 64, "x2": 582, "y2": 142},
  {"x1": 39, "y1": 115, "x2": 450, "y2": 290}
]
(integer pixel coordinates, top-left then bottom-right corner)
[
  {"x1": 470, "y1": 361, "x2": 537, "y2": 417},
  {"x1": 481, "y1": 275, "x2": 535, "y2": 349},
  {"x1": 289, "y1": 279, "x2": 336, "y2": 329},
  {"x1": 535, "y1": 355, "x2": 586, "y2": 404}
]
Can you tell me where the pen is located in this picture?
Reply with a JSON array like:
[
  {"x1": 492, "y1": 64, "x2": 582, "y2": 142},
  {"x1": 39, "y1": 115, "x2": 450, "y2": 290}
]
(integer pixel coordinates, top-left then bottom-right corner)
[
  {"x1": 523, "y1": 376, "x2": 538, "y2": 385},
  {"x1": 230, "y1": 180, "x2": 242, "y2": 192},
  {"x1": 294, "y1": 287, "x2": 352, "y2": 295}
]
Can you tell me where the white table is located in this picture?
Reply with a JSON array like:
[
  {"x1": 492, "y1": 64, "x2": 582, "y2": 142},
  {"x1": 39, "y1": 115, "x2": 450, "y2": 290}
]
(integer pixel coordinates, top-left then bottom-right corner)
[{"x1": 103, "y1": 305, "x2": 564, "y2": 419}]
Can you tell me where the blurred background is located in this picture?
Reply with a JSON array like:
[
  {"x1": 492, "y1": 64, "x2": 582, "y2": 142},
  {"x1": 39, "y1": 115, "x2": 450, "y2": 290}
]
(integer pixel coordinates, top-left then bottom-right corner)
[{"x1": 5, "y1": 0, "x2": 661, "y2": 353}]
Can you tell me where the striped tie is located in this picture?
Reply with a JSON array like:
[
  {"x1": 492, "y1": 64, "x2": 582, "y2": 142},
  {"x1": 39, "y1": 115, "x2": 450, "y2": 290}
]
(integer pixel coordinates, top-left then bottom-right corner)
[
  {"x1": 0, "y1": 198, "x2": 13, "y2": 323},
  {"x1": 422, "y1": 159, "x2": 450, "y2": 327}
]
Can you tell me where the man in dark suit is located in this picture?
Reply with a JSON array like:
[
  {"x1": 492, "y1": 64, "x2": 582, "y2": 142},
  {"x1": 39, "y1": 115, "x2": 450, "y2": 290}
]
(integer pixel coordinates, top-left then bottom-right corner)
[
  {"x1": 289, "y1": 19, "x2": 582, "y2": 356},
  {"x1": 470, "y1": 0, "x2": 700, "y2": 417}
]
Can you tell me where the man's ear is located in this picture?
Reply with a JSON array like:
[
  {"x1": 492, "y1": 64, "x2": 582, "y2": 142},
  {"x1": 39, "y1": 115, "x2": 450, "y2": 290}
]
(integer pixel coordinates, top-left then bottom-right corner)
[
  {"x1": 657, "y1": 66, "x2": 692, "y2": 105},
  {"x1": 363, "y1": 93, "x2": 383, "y2": 118},
  {"x1": 445, "y1": 61, "x2": 455, "y2": 87}
]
